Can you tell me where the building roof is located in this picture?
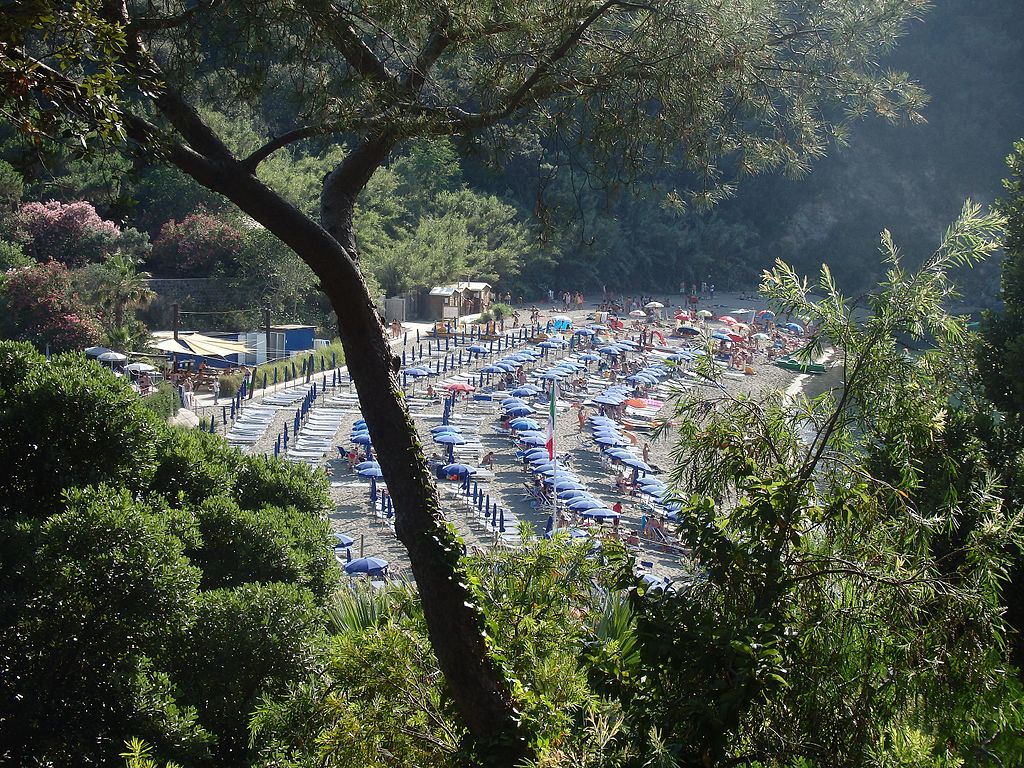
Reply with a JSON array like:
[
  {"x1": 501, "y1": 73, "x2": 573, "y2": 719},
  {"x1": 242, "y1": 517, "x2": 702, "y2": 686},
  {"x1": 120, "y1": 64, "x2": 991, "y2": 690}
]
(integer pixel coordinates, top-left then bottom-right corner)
[
  {"x1": 270, "y1": 324, "x2": 316, "y2": 331},
  {"x1": 429, "y1": 285, "x2": 462, "y2": 296},
  {"x1": 457, "y1": 281, "x2": 491, "y2": 292}
]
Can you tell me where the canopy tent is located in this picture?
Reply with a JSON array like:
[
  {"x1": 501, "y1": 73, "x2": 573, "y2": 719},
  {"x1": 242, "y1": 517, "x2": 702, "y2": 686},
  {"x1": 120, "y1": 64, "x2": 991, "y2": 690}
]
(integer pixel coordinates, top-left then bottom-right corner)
[{"x1": 155, "y1": 333, "x2": 253, "y2": 358}]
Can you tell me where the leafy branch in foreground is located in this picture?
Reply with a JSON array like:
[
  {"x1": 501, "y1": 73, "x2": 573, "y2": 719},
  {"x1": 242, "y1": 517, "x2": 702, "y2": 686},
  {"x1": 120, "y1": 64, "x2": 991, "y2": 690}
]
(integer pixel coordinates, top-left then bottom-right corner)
[{"x1": 636, "y1": 201, "x2": 1023, "y2": 766}]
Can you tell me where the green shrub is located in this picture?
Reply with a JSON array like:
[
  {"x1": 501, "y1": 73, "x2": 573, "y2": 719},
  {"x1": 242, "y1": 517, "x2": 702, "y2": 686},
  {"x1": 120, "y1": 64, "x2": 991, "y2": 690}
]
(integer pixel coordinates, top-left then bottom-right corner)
[
  {"x1": 217, "y1": 373, "x2": 243, "y2": 397},
  {"x1": 0, "y1": 345, "x2": 158, "y2": 517},
  {"x1": 141, "y1": 381, "x2": 180, "y2": 420},
  {"x1": 491, "y1": 302, "x2": 513, "y2": 320}
]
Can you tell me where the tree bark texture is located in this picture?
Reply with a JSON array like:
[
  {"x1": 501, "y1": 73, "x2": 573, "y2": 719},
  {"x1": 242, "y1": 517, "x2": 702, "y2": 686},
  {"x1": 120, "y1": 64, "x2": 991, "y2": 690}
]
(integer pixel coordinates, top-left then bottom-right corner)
[{"x1": 166, "y1": 147, "x2": 532, "y2": 766}]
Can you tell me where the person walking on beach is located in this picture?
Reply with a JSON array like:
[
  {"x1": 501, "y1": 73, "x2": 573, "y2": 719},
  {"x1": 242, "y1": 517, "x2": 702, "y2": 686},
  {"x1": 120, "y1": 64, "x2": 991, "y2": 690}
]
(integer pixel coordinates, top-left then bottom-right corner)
[
  {"x1": 642, "y1": 443, "x2": 650, "y2": 465},
  {"x1": 577, "y1": 405, "x2": 587, "y2": 431},
  {"x1": 212, "y1": 377, "x2": 221, "y2": 405}
]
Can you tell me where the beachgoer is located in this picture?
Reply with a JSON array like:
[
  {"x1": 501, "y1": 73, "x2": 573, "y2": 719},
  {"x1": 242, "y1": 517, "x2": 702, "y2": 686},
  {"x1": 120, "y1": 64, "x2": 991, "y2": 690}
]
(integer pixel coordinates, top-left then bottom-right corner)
[
  {"x1": 212, "y1": 378, "x2": 220, "y2": 404},
  {"x1": 577, "y1": 405, "x2": 587, "y2": 431},
  {"x1": 482, "y1": 451, "x2": 495, "y2": 471},
  {"x1": 612, "y1": 500, "x2": 623, "y2": 516},
  {"x1": 347, "y1": 448, "x2": 358, "y2": 470},
  {"x1": 642, "y1": 443, "x2": 650, "y2": 465}
]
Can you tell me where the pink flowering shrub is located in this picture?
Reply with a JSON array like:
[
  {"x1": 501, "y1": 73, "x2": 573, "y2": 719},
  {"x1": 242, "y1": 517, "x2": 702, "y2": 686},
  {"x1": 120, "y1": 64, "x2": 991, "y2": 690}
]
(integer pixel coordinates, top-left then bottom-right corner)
[
  {"x1": 18, "y1": 200, "x2": 123, "y2": 266},
  {"x1": 149, "y1": 211, "x2": 242, "y2": 277},
  {"x1": 0, "y1": 261, "x2": 103, "y2": 351}
]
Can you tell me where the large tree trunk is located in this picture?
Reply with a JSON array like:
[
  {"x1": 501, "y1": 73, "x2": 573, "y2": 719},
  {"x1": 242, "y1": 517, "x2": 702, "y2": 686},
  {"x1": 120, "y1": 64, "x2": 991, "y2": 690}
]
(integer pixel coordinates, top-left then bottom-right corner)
[{"x1": 169, "y1": 146, "x2": 532, "y2": 766}]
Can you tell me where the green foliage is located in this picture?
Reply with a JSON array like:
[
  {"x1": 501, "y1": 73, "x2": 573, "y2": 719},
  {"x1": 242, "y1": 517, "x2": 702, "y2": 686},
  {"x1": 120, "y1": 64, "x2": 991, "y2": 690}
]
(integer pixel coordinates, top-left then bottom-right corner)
[
  {"x1": 172, "y1": 582, "x2": 323, "y2": 765},
  {"x1": 187, "y1": 495, "x2": 332, "y2": 599},
  {"x1": 233, "y1": 453, "x2": 330, "y2": 514},
  {"x1": 251, "y1": 343, "x2": 346, "y2": 389},
  {"x1": 0, "y1": 345, "x2": 157, "y2": 516},
  {"x1": 147, "y1": 426, "x2": 241, "y2": 509},
  {"x1": 0, "y1": 158, "x2": 23, "y2": 209},
  {"x1": 140, "y1": 382, "x2": 181, "y2": 421},
  {"x1": 217, "y1": 373, "x2": 243, "y2": 397},
  {"x1": 630, "y1": 203, "x2": 1023, "y2": 767},
  {"x1": 0, "y1": 346, "x2": 339, "y2": 766},
  {"x1": 355, "y1": 142, "x2": 536, "y2": 296},
  {"x1": 0, "y1": 486, "x2": 208, "y2": 766}
]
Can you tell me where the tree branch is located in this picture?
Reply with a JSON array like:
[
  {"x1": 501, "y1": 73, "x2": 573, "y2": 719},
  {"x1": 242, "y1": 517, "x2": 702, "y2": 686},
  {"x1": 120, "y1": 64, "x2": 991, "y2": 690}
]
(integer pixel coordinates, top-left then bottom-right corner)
[{"x1": 129, "y1": 0, "x2": 223, "y2": 32}]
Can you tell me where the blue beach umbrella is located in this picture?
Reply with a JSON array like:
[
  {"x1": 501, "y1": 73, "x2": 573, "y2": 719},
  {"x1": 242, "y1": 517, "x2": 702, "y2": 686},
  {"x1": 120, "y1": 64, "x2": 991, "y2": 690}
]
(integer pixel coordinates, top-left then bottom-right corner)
[
  {"x1": 511, "y1": 385, "x2": 541, "y2": 396},
  {"x1": 344, "y1": 557, "x2": 389, "y2": 576},
  {"x1": 567, "y1": 497, "x2": 605, "y2": 511},
  {"x1": 505, "y1": 406, "x2": 534, "y2": 418},
  {"x1": 509, "y1": 418, "x2": 541, "y2": 431},
  {"x1": 332, "y1": 533, "x2": 355, "y2": 548},
  {"x1": 441, "y1": 463, "x2": 477, "y2": 478},
  {"x1": 557, "y1": 489, "x2": 591, "y2": 500}
]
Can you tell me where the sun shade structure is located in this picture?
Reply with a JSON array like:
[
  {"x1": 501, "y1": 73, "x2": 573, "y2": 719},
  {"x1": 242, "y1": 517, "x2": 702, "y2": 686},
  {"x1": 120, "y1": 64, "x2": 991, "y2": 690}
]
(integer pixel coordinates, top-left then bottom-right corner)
[{"x1": 155, "y1": 332, "x2": 252, "y2": 358}]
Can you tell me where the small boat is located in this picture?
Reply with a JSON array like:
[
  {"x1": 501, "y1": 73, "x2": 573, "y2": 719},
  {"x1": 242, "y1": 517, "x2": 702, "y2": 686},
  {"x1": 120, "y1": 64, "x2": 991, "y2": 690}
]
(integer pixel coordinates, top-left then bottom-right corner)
[{"x1": 774, "y1": 356, "x2": 826, "y2": 374}]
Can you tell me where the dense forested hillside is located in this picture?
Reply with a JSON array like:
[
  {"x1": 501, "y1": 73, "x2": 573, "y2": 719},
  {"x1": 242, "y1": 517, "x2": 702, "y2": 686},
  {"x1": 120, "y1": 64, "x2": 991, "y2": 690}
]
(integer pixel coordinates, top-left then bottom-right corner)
[{"x1": 2, "y1": 0, "x2": 1019, "y2": 313}]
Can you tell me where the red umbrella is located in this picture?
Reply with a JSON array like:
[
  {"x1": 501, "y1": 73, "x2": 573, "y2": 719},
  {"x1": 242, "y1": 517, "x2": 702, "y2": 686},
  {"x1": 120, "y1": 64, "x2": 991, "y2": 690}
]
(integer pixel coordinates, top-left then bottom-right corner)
[
  {"x1": 727, "y1": 333, "x2": 745, "y2": 343},
  {"x1": 719, "y1": 315, "x2": 738, "y2": 324},
  {"x1": 446, "y1": 382, "x2": 476, "y2": 392}
]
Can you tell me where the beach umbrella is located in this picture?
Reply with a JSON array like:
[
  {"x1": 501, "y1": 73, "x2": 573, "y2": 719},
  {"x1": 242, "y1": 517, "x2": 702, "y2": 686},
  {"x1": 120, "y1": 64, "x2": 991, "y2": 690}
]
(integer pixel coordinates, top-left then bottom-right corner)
[
  {"x1": 510, "y1": 385, "x2": 540, "y2": 397},
  {"x1": 757, "y1": 310, "x2": 776, "y2": 320},
  {"x1": 594, "y1": 434, "x2": 630, "y2": 447},
  {"x1": 442, "y1": 463, "x2": 477, "y2": 478},
  {"x1": 752, "y1": 332, "x2": 770, "y2": 340},
  {"x1": 505, "y1": 406, "x2": 534, "y2": 418},
  {"x1": 629, "y1": 309, "x2": 647, "y2": 318},
  {"x1": 351, "y1": 432, "x2": 373, "y2": 445},
  {"x1": 544, "y1": 515, "x2": 554, "y2": 536},
  {"x1": 519, "y1": 434, "x2": 548, "y2": 446},
  {"x1": 605, "y1": 448, "x2": 635, "y2": 460},
  {"x1": 538, "y1": 340, "x2": 561, "y2": 349},
  {"x1": 357, "y1": 465, "x2": 384, "y2": 478},
  {"x1": 677, "y1": 325, "x2": 701, "y2": 336},
  {"x1": 481, "y1": 365, "x2": 505, "y2": 374},
  {"x1": 620, "y1": 456, "x2": 653, "y2": 472},
  {"x1": 468, "y1": 344, "x2": 489, "y2": 354},
  {"x1": 544, "y1": 478, "x2": 585, "y2": 490},
  {"x1": 697, "y1": 309, "x2": 713, "y2": 318},
  {"x1": 97, "y1": 351, "x2": 128, "y2": 363},
  {"x1": 645, "y1": 301, "x2": 665, "y2": 309},
  {"x1": 344, "y1": 556, "x2": 389, "y2": 576},
  {"x1": 355, "y1": 461, "x2": 380, "y2": 472},
  {"x1": 580, "y1": 508, "x2": 620, "y2": 520},
  {"x1": 499, "y1": 509, "x2": 506, "y2": 532},
  {"x1": 433, "y1": 432, "x2": 467, "y2": 445},
  {"x1": 332, "y1": 533, "x2": 355, "y2": 548},
  {"x1": 538, "y1": 370, "x2": 566, "y2": 380},
  {"x1": 510, "y1": 418, "x2": 541, "y2": 431},
  {"x1": 558, "y1": 489, "x2": 591, "y2": 500},
  {"x1": 446, "y1": 382, "x2": 475, "y2": 392},
  {"x1": 567, "y1": 497, "x2": 605, "y2": 511},
  {"x1": 597, "y1": 346, "x2": 621, "y2": 356},
  {"x1": 430, "y1": 424, "x2": 462, "y2": 434},
  {"x1": 719, "y1": 315, "x2": 738, "y2": 324},
  {"x1": 573, "y1": 328, "x2": 595, "y2": 336},
  {"x1": 784, "y1": 322, "x2": 804, "y2": 333},
  {"x1": 578, "y1": 353, "x2": 601, "y2": 362},
  {"x1": 712, "y1": 332, "x2": 733, "y2": 342}
]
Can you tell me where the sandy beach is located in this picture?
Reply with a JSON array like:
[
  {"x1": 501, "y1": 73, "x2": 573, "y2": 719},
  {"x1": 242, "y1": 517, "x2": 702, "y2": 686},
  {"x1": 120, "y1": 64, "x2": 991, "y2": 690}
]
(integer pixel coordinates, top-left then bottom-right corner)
[{"x1": 210, "y1": 289, "x2": 804, "y2": 584}]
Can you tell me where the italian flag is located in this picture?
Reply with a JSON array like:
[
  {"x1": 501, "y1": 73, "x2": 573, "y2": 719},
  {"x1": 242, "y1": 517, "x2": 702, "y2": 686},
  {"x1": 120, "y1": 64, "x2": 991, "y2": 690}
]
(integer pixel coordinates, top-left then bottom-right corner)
[{"x1": 545, "y1": 382, "x2": 556, "y2": 460}]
